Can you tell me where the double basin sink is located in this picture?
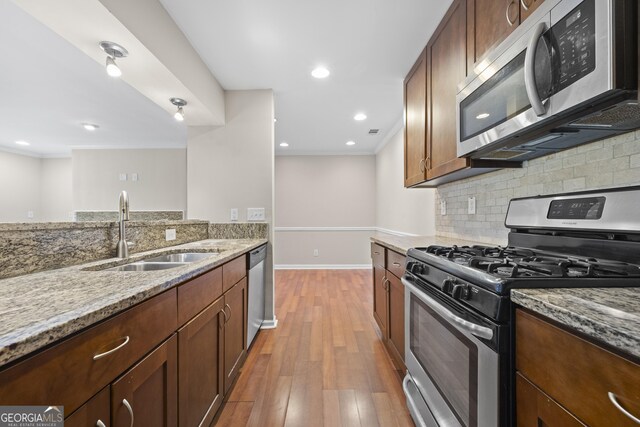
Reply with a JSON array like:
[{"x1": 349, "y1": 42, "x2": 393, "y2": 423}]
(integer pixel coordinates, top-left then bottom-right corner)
[{"x1": 105, "y1": 251, "x2": 220, "y2": 272}]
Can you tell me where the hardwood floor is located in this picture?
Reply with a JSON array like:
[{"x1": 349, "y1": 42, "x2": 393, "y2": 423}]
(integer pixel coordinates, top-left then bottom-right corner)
[{"x1": 213, "y1": 269, "x2": 414, "y2": 426}]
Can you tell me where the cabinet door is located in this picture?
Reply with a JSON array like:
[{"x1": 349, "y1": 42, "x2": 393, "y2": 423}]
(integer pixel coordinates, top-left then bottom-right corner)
[
  {"x1": 65, "y1": 386, "x2": 110, "y2": 427},
  {"x1": 386, "y1": 272, "x2": 405, "y2": 371},
  {"x1": 404, "y1": 48, "x2": 428, "y2": 187},
  {"x1": 516, "y1": 373, "x2": 586, "y2": 427},
  {"x1": 519, "y1": 0, "x2": 544, "y2": 22},
  {"x1": 112, "y1": 335, "x2": 177, "y2": 427},
  {"x1": 178, "y1": 297, "x2": 225, "y2": 427},
  {"x1": 224, "y1": 278, "x2": 248, "y2": 394},
  {"x1": 372, "y1": 265, "x2": 388, "y2": 339},
  {"x1": 468, "y1": 0, "x2": 519, "y2": 67},
  {"x1": 427, "y1": 0, "x2": 470, "y2": 179}
]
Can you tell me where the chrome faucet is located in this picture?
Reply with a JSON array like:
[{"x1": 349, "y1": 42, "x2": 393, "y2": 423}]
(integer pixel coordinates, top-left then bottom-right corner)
[{"x1": 116, "y1": 190, "x2": 131, "y2": 258}]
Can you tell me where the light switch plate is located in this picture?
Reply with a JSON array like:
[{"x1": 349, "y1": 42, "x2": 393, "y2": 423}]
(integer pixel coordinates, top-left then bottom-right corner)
[
  {"x1": 468, "y1": 197, "x2": 476, "y2": 215},
  {"x1": 440, "y1": 200, "x2": 447, "y2": 215},
  {"x1": 131, "y1": 173, "x2": 139, "y2": 182},
  {"x1": 230, "y1": 208, "x2": 238, "y2": 221},
  {"x1": 165, "y1": 229, "x2": 176, "y2": 241},
  {"x1": 247, "y1": 208, "x2": 265, "y2": 221},
  {"x1": 119, "y1": 173, "x2": 127, "y2": 181}
]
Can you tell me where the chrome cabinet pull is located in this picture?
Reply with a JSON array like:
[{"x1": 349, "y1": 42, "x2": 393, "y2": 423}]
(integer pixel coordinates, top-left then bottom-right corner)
[
  {"x1": 386, "y1": 278, "x2": 391, "y2": 292},
  {"x1": 524, "y1": 22, "x2": 548, "y2": 116},
  {"x1": 93, "y1": 336, "x2": 130, "y2": 360},
  {"x1": 608, "y1": 392, "x2": 640, "y2": 424},
  {"x1": 520, "y1": 0, "x2": 531, "y2": 11},
  {"x1": 419, "y1": 158, "x2": 425, "y2": 173},
  {"x1": 392, "y1": 262, "x2": 401, "y2": 267},
  {"x1": 122, "y1": 398, "x2": 134, "y2": 427},
  {"x1": 96, "y1": 421, "x2": 106, "y2": 427},
  {"x1": 225, "y1": 303, "x2": 232, "y2": 323},
  {"x1": 220, "y1": 308, "x2": 228, "y2": 326},
  {"x1": 381, "y1": 277, "x2": 388, "y2": 291},
  {"x1": 506, "y1": 1, "x2": 517, "y2": 26}
]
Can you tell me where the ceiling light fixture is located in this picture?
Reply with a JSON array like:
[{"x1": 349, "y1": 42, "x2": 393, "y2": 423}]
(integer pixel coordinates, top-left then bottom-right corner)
[
  {"x1": 476, "y1": 113, "x2": 490, "y2": 119},
  {"x1": 15, "y1": 140, "x2": 30, "y2": 146},
  {"x1": 280, "y1": 142, "x2": 289, "y2": 147},
  {"x1": 311, "y1": 66, "x2": 330, "y2": 79},
  {"x1": 354, "y1": 113, "x2": 367, "y2": 121},
  {"x1": 99, "y1": 41, "x2": 128, "y2": 78},
  {"x1": 82, "y1": 123, "x2": 99, "y2": 131},
  {"x1": 346, "y1": 141, "x2": 356, "y2": 146},
  {"x1": 170, "y1": 98, "x2": 187, "y2": 122}
]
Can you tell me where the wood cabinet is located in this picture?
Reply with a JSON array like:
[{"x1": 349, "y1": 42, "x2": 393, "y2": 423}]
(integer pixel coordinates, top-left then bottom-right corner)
[
  {"x1": 404, "y1": 48, "x2": 427, "y2": 187},
  {"x1": 370, "y1": 243, "x2": 405, "y2": 371},
  {"x1": 112, "y1": 334, "x2": 178, "y2": 427},
  {"x1": 516, "y1": 309, "x2": 640, "y2": 426},
  {"x1": 223, "y1": 277, "x2": 248, "y2": 393},
  {"x1": 519, "y1": 0, "x2": 545, "y2": 22},
  {"x1": 65, "y1": 387, "x2": 111, "y2": 427},
  {"x1": 178, "y1": 297, "x2": 225, "y2": 427}
]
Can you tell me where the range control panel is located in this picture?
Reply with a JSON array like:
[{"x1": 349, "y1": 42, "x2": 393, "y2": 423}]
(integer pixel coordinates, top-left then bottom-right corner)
[{"x1": 547, "y1": 196, "x2": 605, "y2": 220}]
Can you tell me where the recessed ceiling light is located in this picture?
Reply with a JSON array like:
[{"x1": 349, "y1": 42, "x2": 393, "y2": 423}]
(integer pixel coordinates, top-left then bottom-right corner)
[
  {"x1": 82, "y1": 123, "x2": 99, "y2": 131},
  {"x1": 346, "y1": 141, "x2": 356, "y2": 146},
  {"x1": 280, "y1": 142, "x2": 289, "y2": 147},
  {"x1": 274, "y1": 118, "x2": 277, "y2": 123},
  {"x1": 15, "y1": 140, "x2": 30, "y2": 146},
  {"x1": 476, "y1": 113, "x2": 490, "y2": 119},
  {"x1": 311, "y1": 67, "x2": 330, "y2": 79},
  {"x1": 354, "y1": 113, "x2": 367, "y2": 121}
]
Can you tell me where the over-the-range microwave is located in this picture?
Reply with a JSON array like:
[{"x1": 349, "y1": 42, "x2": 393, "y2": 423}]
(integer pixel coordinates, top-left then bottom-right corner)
[{"x1": 456, "y1": 0, "x2": 638, "y2": 161}]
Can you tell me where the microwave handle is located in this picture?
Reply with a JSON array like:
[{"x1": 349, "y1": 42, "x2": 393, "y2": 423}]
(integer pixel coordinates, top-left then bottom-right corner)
[
  {"x1": 402, "y1": 277, "x2": 494, "y2": 340},
  {"x1": 524, "y1": 22, "x2": 548, "y2": 116}
]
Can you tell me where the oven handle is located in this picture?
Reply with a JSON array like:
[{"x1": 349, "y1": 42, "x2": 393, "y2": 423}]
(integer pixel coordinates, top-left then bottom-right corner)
[
  {"x1": 402, "y1": 375, "x2": 428, "y2": 427},
  {"x1": 524, "y1": 22, "x2": 548, "y2": 116},
  {"x1": 402, "y1": 277, "x2": 494, "y2": 340}
]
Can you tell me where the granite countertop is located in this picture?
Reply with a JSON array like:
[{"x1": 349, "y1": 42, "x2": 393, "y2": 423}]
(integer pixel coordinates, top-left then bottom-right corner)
[
  {"x1": 370, "y1": 232, "x2": 502, "y2": 255},
  {"x1": 0, "y1": 238, "x2": 267, "y2": 368},
  {"x1": 0, "y1": 219, "x2": 209, "y2": 231},
  {"x1": 512, "y1": 288, "x2": 640, "y2": 360}
]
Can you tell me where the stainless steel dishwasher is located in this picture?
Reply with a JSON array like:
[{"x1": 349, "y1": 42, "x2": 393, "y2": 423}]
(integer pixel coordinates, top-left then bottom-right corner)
[{"x1": 247, "y1": 244, "x2": 267, "y2": 348}]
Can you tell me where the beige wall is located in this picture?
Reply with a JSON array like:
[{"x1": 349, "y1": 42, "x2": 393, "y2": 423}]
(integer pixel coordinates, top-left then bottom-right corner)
[
  {"x1": 187, "y1": 90, "x2": 275, "y2": 322},
  {"x1": 274, "y1": 155, "x2": 376, "y2": 267},
  {"x1": 40, "y1": 157, "x2": 73, "y2": 221},
  {"x1": 375, "y1": 125, "x2": 436, "y2": 236},
  {"x1": 72, "y1": 149, "x2": 187, "y2": 213}
]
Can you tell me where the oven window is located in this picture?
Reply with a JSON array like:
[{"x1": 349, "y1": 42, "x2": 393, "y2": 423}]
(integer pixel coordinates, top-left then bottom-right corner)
[{"x1": 410, "y1": 294, "x2": 478, "y2": 427}]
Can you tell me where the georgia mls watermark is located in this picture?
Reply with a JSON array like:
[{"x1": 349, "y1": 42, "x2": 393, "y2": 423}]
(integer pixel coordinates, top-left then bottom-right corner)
[{"x1": 0, "y1": 406, "x2": 63, "y2": 427}]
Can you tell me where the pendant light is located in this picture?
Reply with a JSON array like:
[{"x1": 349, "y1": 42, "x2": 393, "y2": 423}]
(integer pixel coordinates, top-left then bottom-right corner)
[
  {"x1": 99, "y1": 41, "x2": 128, "y2": 78},
  {"x1": 170, "y1": 98, "x2": 187, "y2": 122}
]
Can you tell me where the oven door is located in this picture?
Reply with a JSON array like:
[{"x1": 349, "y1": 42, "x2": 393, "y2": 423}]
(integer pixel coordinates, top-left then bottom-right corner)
[{"x1": 402, "y1": 276, "x2": 500, "y2": 427}]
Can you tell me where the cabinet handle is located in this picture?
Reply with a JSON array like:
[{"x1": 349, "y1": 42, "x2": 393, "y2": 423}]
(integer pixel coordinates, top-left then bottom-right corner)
[
  {"x1": 385, "y1": 278, "x2": 391, "y2": 292},
  {"x1": 506, "y1": 1, "x2": 517, "y2": 26},
  {"x1": 520, "y1": 0, "x2": 531, "y2": 11},
  {"x1": 93, "y1": 336, "x2": 130, "y2": 360},
  {"x1": 392, "y1": 262, "x2": 401, "y2": 267},
  {"x1": 220, "y1": 308, "x2": 228, "y2": 326},
  {"x1": 419, "y1": 158, "x2": 425, "y2": 173},
  {"x1": 96, "y1": 421, "x2": 106, "y2": 427},
  {"x1": 608, "y1": 392, "x2": 640, "y2": 424},
  {"x1": 373, "y1": 251, "x2": 380, "y2": 255},
  {"x1": 225, "y1": 303, "x2": 232, "y2": 323},
  {"x1": 122, "y1": 398, "x2": 134, "y2": 427},
  {"x1": 381, "y1": 276, "x2": 387, "y2": 291}
]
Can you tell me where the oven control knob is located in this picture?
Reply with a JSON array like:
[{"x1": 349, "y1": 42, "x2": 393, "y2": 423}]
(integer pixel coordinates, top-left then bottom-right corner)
[
  {"x1": 442, "y1": 277, "x2": 456, "y2": 293},
  {"x1": 452, "y1": 283, "x2": 471, "y2": 300},
  {"x1": 410, "y1": 263, "x2": 426, "y2": 275}
]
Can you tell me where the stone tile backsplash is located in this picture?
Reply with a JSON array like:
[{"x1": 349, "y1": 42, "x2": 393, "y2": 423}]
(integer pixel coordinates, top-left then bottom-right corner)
[{"x1": 435, "y1": 130, "x2": 640, "y2": 244}]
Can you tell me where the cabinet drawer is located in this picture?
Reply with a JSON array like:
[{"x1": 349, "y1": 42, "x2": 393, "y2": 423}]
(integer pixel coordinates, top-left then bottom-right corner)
[
  {"x1": 223, "y1": 255, "x2": 247, "y2": 292},
  {"x1": 516, "y1": 373, "x2": 585, "y2": 427},
  {"x1": 0, "y1": 289, "x2": 177, "y2": 417},
  {"x1": 386, "y1": 250, "x2": 406, "y2": 279},
  {"x1": 516, "y1": 309, "x2": 640, "y2": 426},
  {"x1": 178, "y1": 267, "x2": 223, "y2": 326},
  {"x1": 65, "y1": 386, "x2": 111, "y2": 427},
  {"x1": 371, "y1": 243, "x2": 385, "y2": 268}
]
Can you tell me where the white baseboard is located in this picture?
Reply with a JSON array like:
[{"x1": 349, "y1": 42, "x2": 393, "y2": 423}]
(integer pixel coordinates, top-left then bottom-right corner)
[
  {"x1": 275, "y1": 264, "x2": 372, "y2": 270},
  {"x1": 261, "y1": 317, "x2": 278, "y2": 329}
]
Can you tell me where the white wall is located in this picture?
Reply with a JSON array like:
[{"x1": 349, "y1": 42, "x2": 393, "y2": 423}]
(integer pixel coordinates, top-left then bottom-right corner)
[
  {"x1": 72, "y1": 149, "x2": 187, "y2": 213},
  {"x1": 275, "y1": 155, "x2": 376, "y2": 267},
  {"x1": 187, "y1": 90, "x2": 275, "y2": 322},
  {"x1": 41, "y1": 157, "x2": 73, "y2": 221},
  {"x1": 375, "y1": 125, "x2": 436, "y2": 235}
]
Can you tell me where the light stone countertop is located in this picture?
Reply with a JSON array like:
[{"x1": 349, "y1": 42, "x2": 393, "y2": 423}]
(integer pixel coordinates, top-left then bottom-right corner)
[
  {"x1": 370, "y1": 232, "x2": 501, "y2": 255},
  {"x1": 0, "y1": 238, "x2": 267, "y2": 368},
  {"x1": 512, "y1": 288, "x2": 640, "y2": 360}
]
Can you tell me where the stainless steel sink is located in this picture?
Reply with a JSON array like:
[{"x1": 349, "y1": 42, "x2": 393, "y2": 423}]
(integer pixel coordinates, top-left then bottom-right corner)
[
  {"x1": 106, "y1": 262, "x2": 188, "y2": 272},
  {"x1": 142, "y1": 252, "x2": 216, "y2": 263}
]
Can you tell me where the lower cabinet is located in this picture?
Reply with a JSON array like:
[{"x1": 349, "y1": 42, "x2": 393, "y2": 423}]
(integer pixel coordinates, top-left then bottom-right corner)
[
  {"x1": 65, "y1": 386, "x2": 111, "y2": 427},
  {"x1": 386, "y1": 272, "x2": 405, "y2": 368},
  {"x1": 112, "y1": 334, "x2": 178, "y2": 427},
  {"x1": 178, "y1": 297, "x2": 225, "y2": 427},
  {"x1": 224, "y1": 277, "x2": 248, "y2": 394},
  {"x1": 372, "y1": 264, "x2": 388, "y2": 338}
]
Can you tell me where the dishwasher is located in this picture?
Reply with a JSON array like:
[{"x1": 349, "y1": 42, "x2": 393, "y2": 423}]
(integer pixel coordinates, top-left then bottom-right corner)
[{"x1": 247, "y1": 244, "x2": 267, "y2": 348}]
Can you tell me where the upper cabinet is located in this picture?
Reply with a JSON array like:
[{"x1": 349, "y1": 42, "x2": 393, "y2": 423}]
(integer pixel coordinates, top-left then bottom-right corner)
[{"x1": 404, "y1": 49, "x2": 427, "y2": 187}]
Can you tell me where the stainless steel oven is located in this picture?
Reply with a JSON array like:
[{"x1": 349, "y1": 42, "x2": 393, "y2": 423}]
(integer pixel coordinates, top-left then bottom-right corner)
[
  {"x1": 456, "y1": 0, "x2": 638, "y2": 161},
  {"x1": 402, "y1": 276, "x2": 504, "y2": 427}
]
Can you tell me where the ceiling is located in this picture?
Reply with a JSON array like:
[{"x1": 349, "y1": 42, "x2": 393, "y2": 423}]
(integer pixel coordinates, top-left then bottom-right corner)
[
  {"x1": 0, "y1": 0, "x2": 186, "y2": 157},
  {"x1": 159, "y1": 0, "x2": 453, "y2": 155}
]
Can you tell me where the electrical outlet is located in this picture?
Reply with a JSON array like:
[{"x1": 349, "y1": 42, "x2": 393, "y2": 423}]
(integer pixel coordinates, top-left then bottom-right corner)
[
  {"x1": 440, "y1": 200, "x2": 447, "y2": 215},
  {"x1": 165, "y1": 229, "x2": 176, "y2": 241},
  {"x1": 313, "y1": 249, "x2": 319, "y2": 257},
  {"x1": 131, "y1": 173, "x2": 139, "y2": 182},
  {"x1": 468, "y1": 197, "x2": 476, "y2": 215},
  {"x1": 230, "y1": 208, "x2": 238, "y2": 221},
  {"x1": 27, "y1": 211, "x2": 34, "y2": 219},
  {"x1": 247, "y1": 208, "x2": 265, "y2": 221},
  {"x1": 119, "y1": 173, "x2": 127, "y2": 181}
]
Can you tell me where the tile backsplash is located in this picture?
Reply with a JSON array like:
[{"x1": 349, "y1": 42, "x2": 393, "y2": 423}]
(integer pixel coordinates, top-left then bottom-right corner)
[{"x1": 436, "y1": 130, "x2": 640, "y2": 244}]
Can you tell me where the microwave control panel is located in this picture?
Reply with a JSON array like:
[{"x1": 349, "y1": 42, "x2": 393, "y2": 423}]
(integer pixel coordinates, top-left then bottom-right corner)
[{"x1": 552, "y1": 0, "x2": 596, "y2": 92}]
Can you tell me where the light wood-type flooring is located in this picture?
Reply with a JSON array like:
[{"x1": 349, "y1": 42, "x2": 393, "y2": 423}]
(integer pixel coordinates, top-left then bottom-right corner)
[{"x1": 214, "y1": 269, "x2": 414, "y2": 426}]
